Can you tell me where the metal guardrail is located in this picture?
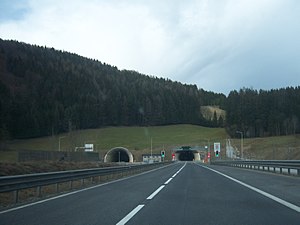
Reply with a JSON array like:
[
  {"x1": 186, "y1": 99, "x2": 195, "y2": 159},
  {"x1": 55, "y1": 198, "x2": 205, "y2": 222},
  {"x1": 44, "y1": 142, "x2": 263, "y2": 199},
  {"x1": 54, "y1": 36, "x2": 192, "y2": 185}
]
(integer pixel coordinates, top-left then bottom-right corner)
[
  {"x1": 211, "y1": 160, "x2": 300, "y2": 176},
  {"x1": 0, "y1": 162, "x2": 171, "y2": 204}
]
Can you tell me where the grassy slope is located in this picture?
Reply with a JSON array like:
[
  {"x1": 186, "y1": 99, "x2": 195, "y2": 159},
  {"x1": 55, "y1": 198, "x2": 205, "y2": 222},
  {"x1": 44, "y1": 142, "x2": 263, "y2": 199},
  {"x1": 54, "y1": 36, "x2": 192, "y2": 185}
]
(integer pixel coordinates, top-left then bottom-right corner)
[
  {"x1": 231, "y1": 134, "x2": 300, "y2": 160},
  {"x1": 2, "y1": 125, "x2": 227, "y2": 160},
  {"x1": 200, "y1": 106, "x2": 226, "y2": 120},
  {"x1": 2, "y1": 124, "x2": 300, "y2": 161}
]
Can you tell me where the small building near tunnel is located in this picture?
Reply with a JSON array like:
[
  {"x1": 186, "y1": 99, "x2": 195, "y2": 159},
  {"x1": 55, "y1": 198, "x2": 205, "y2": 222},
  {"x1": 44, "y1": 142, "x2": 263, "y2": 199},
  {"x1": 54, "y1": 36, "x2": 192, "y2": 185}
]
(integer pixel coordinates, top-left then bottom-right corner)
[
  {"x1": 142, "y1": 154, "x2": 162, "y2": 163},
  {"x1": 104, "y1": 147, "x2": 134, "y2": 163}
]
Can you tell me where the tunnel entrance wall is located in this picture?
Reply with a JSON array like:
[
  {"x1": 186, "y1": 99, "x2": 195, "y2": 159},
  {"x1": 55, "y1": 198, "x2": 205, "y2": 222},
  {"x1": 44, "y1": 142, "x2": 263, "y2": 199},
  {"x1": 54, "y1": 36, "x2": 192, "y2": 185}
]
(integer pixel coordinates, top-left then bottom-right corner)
[
  {"x1": 175, "y1": 151, "x2": 201, "y2": 161},
  {"x1": 177, "y1": 150, "x2": 195, "y2": 161},
  {"x1": 104, "y1": 147, "x2": 133, "y2": 163}
]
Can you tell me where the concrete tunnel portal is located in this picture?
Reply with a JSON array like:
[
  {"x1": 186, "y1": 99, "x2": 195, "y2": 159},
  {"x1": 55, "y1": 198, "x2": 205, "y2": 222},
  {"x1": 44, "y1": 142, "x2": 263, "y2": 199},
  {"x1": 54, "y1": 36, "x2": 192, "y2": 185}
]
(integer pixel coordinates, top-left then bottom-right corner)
[
  {"x1": 174, "y1": 146, "x2": 202, "y2": 161},
  {"x1": 177, "y1": 150, "x2": 195, "y2": 161},
  {"x1": 104, "y1": 147, "x2": 134, "y2": 163}
]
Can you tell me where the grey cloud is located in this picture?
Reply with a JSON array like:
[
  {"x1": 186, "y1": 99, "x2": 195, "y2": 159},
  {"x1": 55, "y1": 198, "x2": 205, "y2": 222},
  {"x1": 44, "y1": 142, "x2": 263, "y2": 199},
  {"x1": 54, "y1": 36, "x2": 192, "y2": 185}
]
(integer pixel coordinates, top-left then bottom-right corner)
[{"x1": 1, "y1": 0, "x2": 300, "y2": 94}]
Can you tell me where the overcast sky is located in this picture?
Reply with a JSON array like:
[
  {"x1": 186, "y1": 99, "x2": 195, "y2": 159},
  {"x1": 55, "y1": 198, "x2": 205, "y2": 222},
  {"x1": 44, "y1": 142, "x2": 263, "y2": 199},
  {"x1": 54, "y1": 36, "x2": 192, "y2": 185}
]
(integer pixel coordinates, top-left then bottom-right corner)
[{"x1": 1, "y1": 0, "x2": 300, "y2": 94}]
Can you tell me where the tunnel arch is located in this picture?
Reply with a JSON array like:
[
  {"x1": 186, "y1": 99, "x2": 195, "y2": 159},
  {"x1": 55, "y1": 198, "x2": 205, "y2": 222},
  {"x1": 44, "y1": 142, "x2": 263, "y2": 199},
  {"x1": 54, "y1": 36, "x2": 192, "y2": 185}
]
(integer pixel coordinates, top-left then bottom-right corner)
[
  {"x1": 175, "y1": 150, "x2": 201, "y2": 161},
  {"x1": 177, "y1": 150, "x2": 195, "y2": 161},
  {"x1": 104, "y1": 147, "x2": 134, "y2": 163}
]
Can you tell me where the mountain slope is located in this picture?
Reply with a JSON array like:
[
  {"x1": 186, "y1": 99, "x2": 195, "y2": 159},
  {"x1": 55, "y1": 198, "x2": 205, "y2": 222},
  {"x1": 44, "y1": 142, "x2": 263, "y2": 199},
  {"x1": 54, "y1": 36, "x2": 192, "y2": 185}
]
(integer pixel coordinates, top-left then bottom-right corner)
[{"x1": 0, "y1": 39, "x2": 225, "y2": 139}]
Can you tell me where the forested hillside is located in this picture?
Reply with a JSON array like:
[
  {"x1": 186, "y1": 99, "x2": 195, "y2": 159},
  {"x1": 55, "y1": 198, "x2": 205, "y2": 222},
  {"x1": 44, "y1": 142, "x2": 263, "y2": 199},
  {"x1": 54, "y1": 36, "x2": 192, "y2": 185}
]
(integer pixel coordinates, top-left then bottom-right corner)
[
  {"x1": 226, "y1": 87, "x2": 300, "y2": 138},
  {"x1": 0, "y1": 39, "x2": 225, "y2": 139},
  {"x1": 1, "y1": 39, "x2": 299, "y2": 140}
]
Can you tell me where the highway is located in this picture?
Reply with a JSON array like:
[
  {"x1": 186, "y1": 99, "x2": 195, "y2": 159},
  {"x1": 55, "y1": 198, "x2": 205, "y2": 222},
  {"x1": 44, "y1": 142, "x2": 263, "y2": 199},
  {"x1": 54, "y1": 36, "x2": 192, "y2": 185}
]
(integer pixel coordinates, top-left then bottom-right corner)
[{"x1": 0, "y1": 162, "x2": 299, "y2": 225}]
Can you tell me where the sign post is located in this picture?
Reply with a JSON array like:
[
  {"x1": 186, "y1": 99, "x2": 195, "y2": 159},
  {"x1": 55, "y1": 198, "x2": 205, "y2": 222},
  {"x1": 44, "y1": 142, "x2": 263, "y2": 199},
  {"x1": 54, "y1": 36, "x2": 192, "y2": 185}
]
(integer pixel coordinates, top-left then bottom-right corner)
[{"x1": 214, "y1": 142, "x2": 221, "y2": 158}]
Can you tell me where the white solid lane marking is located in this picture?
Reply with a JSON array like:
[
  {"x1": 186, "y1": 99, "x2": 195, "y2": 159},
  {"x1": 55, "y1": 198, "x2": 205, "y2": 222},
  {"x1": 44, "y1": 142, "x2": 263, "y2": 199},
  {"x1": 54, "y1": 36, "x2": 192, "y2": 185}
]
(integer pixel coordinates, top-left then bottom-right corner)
[
  {"x1": 164, "y1": 178, "x2": 173, "y2": 185},
  {"x1": 116, "y1": 204, "x2": 144, "y2": 225},
  {"x1": 200, "y1": 165, "x2": 300, "y2": 213},
  {"x1": 146, "y1": 185, "x2": 165, "y2": 200}
]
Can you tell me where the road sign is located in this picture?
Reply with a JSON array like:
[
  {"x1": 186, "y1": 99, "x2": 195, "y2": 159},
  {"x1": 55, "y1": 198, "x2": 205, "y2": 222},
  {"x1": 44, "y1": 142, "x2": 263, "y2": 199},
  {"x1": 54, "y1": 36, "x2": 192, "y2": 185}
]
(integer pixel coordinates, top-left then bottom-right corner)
[
  {"x1": 85, "y1": 144, "x2": 94, "y2": 152},
  {"x1": 214, "y1": 142, "x2": 220, "y2": 152}
]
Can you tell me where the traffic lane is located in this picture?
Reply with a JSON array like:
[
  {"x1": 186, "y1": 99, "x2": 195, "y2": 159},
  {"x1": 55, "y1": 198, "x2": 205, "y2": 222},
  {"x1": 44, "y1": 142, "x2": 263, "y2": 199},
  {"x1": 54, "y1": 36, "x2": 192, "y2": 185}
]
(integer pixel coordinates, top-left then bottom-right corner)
[
  {"x1": 206, "y1": 164, "x2": 300, "y2": 206},
  {"x1": 128, "y1": 162, "x2": 300, "y2": 225},
  {"x1": 0, "y1": 162, "x2": 184, "y2": 225}
]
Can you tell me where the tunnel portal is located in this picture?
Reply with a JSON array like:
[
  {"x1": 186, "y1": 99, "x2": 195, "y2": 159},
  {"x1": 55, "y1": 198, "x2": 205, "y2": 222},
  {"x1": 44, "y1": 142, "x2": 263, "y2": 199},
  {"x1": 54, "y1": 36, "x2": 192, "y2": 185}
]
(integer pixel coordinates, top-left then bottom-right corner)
[
  {"x1": 104, "y1": 147, "x2": 133, "y2": 163},
  {"x1": 174, "y1": 146, "x2": 202, "y2": 161},
  {"x1": 178, "y1": 150, "x2": 195, "y2": 161}
]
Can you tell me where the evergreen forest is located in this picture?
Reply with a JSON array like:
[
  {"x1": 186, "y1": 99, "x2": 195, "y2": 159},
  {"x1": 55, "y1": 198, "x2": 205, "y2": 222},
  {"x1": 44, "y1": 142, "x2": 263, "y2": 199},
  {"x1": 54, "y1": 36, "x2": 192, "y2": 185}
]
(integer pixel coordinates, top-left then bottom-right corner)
[{"x1": 0, "y1": 39, "x2": 299, "y2": 139}]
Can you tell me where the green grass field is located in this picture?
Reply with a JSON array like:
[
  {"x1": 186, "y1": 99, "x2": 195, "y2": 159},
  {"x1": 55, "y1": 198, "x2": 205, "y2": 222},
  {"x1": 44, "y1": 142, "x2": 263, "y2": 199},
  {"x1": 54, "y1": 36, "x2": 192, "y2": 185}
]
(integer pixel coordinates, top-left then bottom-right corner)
[
  {"x1": 1, "y1": 125, "x2": 227, "y2": 161},
  {"x1": 1, "y1": 124, "x2": 299, "y2": 161},
  {"x1": 2, "y1": 124, "x2": 226, "y2": 152},
  {"x1": 230, "y1": 134, "x2": 300, "y2": 160}
]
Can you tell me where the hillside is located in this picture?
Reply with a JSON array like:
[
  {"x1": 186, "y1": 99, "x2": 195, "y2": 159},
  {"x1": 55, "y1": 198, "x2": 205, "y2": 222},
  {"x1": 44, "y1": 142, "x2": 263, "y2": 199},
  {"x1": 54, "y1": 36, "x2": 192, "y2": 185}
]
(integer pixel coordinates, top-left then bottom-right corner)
[
  {"x1": 2, "y1": 124, "x2": 228, "y2": 161},
  {"x1": 2, "y1": 125, "x2": 299, "y2": 163},
  {"x1": 1, "y1": 39, "x2": 300, "y2": 141},
  {"x1": 230, "y1": 134, "x2": 300, "y2": 160},
  {"x1": 0, "y1": 39, "x2": 225, "y2": 139},
  {"x1": 200, "y1": 106, "x2": 226, "y2": 121},
  {"x1": 226, "y1": 87, "x2": 300, "y2": 138}
]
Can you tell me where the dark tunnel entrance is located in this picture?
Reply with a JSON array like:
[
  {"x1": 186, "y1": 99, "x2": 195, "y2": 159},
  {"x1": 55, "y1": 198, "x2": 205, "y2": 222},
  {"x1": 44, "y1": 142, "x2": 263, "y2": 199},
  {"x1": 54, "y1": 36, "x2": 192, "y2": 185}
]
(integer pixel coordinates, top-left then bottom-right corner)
[
  {"x1": 110, "y1": 149, "x2": 129, "y2": 162},
  {"x1": 178, "y1": 151, "x2": 195, "y2": 161}
]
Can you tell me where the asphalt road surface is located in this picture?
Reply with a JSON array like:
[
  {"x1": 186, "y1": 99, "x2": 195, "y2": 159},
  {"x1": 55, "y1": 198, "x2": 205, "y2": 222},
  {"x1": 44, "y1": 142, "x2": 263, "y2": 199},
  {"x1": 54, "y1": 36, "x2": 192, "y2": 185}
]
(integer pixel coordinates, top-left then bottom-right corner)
[{"x1": 0, "y1": 162, "x2": 299, "y2": 225}]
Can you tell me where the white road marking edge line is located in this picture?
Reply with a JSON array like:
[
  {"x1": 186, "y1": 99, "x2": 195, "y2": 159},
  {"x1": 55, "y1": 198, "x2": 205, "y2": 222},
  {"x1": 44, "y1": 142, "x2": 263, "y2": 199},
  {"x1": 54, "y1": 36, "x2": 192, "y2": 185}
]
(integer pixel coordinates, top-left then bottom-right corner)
[{"x1": 199, "y1": 164, "x2": 300, "y2": 213}]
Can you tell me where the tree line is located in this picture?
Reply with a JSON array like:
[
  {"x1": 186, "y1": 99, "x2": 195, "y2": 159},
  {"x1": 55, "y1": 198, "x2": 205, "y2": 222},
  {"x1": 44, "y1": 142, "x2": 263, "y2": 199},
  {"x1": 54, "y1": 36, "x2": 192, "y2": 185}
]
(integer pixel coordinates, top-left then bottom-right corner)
[
  {"x1": 0, "y1": 39, "x2": 299, "y2": 140},
  {"x1": 0, "y1": 39, "x2": 225, "y2": 139},
  {"x1": 226, "y1": 87, "x2": 300, "y2": 138}
]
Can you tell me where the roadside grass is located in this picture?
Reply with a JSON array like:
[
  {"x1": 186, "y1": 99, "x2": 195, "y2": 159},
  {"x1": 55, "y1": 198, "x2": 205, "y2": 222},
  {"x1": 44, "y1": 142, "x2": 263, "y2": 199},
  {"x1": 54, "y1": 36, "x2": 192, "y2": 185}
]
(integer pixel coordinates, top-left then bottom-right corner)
[
  {"x1": 230, "y1": 134, "x2": 300, "y2": 160},
  {"x1": 2, "y1": 124, "x2": 228, "y2": 159},
  {"x1": 1, "y1": 124, "x2": 300, "y2": 162}
]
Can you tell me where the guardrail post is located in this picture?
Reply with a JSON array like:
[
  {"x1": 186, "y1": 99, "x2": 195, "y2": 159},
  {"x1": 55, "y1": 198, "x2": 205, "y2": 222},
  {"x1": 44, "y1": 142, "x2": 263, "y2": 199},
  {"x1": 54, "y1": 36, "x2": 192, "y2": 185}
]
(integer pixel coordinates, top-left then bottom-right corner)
[
  {"x1": 36, "y1": 186, "x2": 42, "y2": 197},
  {"x1": 13, "y1": 190, "x2": 19, "y2": 204}
]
